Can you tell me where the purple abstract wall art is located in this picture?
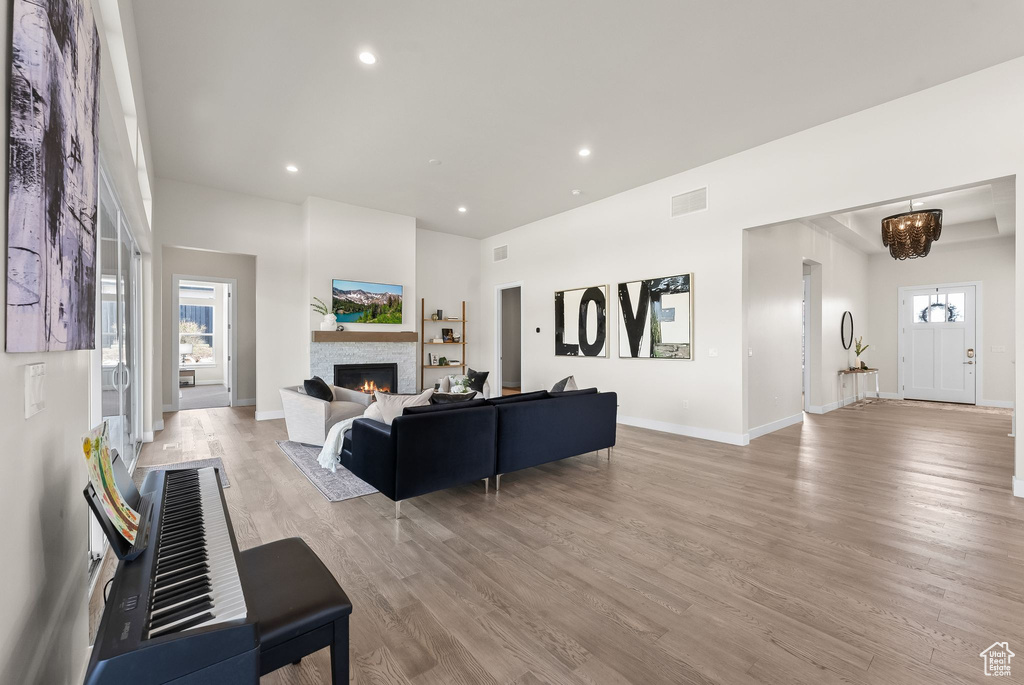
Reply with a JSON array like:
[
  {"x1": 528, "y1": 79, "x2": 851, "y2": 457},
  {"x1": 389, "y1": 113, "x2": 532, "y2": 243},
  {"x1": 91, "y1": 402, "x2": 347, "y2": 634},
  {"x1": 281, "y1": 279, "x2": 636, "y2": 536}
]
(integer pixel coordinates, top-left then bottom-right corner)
[{"x1": 7, "y1": 0, "x2": 100, "y2": 352}]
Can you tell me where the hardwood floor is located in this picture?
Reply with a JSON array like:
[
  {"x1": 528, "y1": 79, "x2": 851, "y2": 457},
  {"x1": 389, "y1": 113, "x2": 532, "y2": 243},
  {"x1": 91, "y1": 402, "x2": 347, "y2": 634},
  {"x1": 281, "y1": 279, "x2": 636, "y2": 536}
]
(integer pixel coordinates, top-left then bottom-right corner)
[{"x1": 103, "y1": 401, "x2": 1022, "y2": 683}]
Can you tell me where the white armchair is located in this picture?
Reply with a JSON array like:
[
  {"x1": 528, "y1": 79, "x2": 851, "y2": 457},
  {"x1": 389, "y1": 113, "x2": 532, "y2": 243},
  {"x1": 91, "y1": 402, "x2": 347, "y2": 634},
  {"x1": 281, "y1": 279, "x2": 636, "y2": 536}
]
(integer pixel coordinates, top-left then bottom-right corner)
[{"x1": 279, "y1": 385, "x2": 372, "y2": 446}]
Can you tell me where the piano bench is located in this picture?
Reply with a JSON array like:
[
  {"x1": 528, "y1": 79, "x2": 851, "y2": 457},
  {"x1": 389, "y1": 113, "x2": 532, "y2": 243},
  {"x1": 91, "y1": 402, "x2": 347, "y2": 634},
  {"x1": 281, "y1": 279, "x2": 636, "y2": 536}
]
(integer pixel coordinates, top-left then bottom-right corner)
[{"x1": 240, "y1": 537, "x2": 352, "y2": 684}]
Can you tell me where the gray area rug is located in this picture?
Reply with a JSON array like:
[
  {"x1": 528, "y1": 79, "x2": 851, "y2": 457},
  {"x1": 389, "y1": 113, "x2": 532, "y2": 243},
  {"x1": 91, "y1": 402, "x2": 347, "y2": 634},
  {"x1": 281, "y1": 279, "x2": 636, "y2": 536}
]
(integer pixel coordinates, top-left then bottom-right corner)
[
  {"x1": 276, "y1": 441, "x2": 378, "y2": 502},
  {"x1": 134, "y1": 457, "x2": 230, "y2": 488}
]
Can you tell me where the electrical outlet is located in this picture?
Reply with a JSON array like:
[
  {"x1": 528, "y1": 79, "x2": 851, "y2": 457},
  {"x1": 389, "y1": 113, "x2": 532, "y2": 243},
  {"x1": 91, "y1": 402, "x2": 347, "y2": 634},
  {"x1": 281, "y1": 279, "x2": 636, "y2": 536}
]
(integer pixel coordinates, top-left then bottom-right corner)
[
  {"x1": 992, "y1": 345, "x2": 1006, "y2": 353},
  {"x1": 708, "y1": 348, "x2": 719, "y2": 358},
  {"x1": 682, "y1": 400, "x2": 689, "y2": 410}
]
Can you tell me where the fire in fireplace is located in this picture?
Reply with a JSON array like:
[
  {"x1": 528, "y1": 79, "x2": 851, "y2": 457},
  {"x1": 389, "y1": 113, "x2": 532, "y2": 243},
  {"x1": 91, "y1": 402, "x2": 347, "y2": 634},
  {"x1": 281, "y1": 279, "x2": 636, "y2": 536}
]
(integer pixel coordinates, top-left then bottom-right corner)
[{"x1": 334, "y1": 363, "x2": 398, "y2": 394}]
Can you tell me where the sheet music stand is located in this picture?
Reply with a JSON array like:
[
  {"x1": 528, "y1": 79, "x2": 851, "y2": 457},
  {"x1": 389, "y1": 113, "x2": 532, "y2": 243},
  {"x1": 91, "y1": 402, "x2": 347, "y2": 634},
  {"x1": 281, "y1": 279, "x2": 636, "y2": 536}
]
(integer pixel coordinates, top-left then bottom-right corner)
[{"x1": 83, "y1": 450, "x2": 154, "y2": 561}]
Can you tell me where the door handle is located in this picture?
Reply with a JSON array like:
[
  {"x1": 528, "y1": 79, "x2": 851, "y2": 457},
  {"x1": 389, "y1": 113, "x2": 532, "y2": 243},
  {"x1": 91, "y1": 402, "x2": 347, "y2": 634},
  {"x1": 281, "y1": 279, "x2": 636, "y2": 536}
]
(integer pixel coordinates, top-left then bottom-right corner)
[{"x1": 963, "y1": 361, "x2": 974, "y2": 365}]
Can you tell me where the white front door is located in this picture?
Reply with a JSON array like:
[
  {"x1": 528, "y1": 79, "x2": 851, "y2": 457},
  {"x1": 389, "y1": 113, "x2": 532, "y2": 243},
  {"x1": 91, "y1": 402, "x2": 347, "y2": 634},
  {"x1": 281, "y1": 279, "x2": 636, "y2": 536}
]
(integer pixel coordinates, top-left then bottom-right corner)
[{"x1": 902, "y1": 285, "x2": 976, "y2": 404}]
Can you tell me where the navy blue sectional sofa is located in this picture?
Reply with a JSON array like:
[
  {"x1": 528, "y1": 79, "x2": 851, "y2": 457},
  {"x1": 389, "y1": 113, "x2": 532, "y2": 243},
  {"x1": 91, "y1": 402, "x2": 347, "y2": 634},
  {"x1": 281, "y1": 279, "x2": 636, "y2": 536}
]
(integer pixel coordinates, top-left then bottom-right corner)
[{"x1": 339, "y1": 389, "x2": 617, "y2": 517}]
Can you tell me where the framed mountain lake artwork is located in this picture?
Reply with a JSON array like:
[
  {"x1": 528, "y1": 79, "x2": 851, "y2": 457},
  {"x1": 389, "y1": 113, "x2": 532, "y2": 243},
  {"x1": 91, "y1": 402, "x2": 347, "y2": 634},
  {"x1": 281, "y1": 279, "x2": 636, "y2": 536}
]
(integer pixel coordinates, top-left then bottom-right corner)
[{"x1": 332, "y1": 279, "x2": 403, "y2": 324}]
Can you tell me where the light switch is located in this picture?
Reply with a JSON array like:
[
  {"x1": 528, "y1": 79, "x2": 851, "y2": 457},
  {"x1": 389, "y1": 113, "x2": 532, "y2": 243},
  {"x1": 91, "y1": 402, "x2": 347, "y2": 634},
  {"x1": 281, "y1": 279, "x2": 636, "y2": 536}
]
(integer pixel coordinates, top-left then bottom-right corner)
[
  {"x1": 748, "y1": 348, "x2": 753, "y2": 357},
  {"x1": 992, "y1": 345, "x2": 1006, "y2": 353},
  {"x1": 25, "y1": 362, "x2": 45, "y2": 418},
  {"x1": 708, "y1": 348, "x2": 719, "y2": 358}
]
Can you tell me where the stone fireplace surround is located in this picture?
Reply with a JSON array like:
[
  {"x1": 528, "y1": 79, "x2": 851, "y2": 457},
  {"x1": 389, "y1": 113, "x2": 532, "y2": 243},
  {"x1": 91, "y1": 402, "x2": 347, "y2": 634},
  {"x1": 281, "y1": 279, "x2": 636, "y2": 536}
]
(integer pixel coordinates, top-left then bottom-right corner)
[{"x1": 310, "y1": 340, "x2": 417, "y2": 394}]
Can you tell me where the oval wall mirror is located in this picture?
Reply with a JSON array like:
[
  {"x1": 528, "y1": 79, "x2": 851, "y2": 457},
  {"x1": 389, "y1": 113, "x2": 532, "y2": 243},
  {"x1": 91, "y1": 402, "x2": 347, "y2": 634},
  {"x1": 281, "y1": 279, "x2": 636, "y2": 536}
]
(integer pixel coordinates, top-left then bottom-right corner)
[{"x1": 840, "y1": 311, "x2": 854, "y2": 350}]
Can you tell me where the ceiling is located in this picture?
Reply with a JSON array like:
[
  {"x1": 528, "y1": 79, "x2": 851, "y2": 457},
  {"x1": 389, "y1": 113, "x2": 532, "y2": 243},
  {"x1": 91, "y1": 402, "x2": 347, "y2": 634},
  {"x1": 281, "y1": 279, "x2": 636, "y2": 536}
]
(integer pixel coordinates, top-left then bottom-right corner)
[
  {"x1": 804, "y1": 177, "x2": 1016, "y2": 254},
  {"x1": 132, "y1": 1, "x2": 1024, "y2": 239}
]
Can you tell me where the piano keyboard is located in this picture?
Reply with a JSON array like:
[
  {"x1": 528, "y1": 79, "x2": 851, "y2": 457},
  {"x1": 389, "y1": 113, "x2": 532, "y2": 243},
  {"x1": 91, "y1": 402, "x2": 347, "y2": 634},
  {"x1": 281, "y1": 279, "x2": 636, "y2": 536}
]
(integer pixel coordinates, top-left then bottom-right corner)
[{"x1": 147, "y1": 468, "x2": 247, "y2": 639}]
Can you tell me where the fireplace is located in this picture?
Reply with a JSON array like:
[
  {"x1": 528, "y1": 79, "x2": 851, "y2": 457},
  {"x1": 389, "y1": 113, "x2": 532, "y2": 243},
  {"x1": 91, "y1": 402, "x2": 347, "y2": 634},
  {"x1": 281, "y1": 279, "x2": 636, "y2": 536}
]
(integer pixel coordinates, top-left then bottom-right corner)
[{"x1": 334, "y1": 363, "x2": 398, "y2": 394}]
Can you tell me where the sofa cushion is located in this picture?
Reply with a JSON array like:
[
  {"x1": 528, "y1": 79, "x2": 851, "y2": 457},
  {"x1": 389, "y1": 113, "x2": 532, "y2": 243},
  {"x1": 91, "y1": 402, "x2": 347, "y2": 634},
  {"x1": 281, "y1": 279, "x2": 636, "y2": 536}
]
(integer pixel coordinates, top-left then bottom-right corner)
[
  {"x1": 303, "y1": 376, "x2": 334, "y2": 402},
  {"x1": 373, "y1": 389, "x2": 433, "y2": 424},
  {"x1": 404, "y1": 398, "x2": 489, "y2": 416},
  {"x1": 488, "y1": 390, "x2": 549, "y2": 405},
  {"x1": 549, "y1": 387, "x2": 598, "y2": 398},
  {"x1": 342, "y1": 429, "x2": 353, "y2": 454}
]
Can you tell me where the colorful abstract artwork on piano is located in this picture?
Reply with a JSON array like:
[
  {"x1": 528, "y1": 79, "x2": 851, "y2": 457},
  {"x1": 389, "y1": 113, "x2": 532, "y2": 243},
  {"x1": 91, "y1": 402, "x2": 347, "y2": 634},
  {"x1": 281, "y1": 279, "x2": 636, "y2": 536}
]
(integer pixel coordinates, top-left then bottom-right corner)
[{"x1": 83, "y1": 422, "x2": 139, "y2": 543}]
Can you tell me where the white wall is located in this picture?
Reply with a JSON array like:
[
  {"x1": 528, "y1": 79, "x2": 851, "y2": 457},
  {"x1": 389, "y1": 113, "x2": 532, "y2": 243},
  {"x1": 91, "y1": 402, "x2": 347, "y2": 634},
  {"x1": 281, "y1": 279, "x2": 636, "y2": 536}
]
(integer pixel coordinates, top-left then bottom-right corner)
[
  {"x1": 501, "y1": 287, "x2": 522, "y2": 387},
  {"x1": 744, "y1": 222, "x2": 870, "y2": 436},
  {"x1": 153, "y1": 179, "x2": 306, "y2": 418},
  {"x1": 867, "y1": 236, "x2": 1015, "y2": 405},
  {"x1": 160, "y1": 248, "x2": 258, "y2": 407},
  {"x1": 304, "y1": 197, "x2": 417, "y2": 333},
  {"x1": 416, "y1": 228, "x2": 482, "y2": 388},
  {"x1": 479, "y1": 58, "x2": 1024, "y2": 456}
]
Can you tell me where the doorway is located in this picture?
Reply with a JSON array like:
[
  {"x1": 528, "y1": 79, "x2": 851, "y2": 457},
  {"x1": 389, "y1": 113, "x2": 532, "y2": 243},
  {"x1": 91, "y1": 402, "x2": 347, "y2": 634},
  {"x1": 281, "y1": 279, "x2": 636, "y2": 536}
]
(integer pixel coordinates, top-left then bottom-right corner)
[
  {"x1": 495, "y1": 283, "x2": 523, "y2": 396},
  {"x1": 900, "y1": 283, "x2": 978, "y2": 404},
  {"x1": 173, "y1": 275, "x2": 237, "y2": 410}
]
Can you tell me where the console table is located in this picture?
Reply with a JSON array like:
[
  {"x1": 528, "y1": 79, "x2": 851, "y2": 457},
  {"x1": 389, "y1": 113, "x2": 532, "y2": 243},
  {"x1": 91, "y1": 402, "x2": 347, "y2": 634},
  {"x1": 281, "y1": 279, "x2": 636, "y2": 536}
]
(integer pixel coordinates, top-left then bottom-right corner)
[
  {"x1": 837, "y1": 368, "x2": 878, "y2": 407},
  {"x1": 179, "y1": 368, "x2": 196, "y2": 387}
]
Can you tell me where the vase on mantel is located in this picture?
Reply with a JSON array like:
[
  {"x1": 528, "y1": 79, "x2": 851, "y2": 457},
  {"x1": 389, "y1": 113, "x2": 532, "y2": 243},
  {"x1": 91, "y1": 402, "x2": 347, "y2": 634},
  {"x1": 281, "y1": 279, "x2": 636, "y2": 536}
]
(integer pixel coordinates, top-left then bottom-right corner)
[
  {"x1": 319, "y1": 313, "x2": 337, "y2": 331},
  {"x1": 854, "y1": 355, "x2": 860, "y2": 369}
]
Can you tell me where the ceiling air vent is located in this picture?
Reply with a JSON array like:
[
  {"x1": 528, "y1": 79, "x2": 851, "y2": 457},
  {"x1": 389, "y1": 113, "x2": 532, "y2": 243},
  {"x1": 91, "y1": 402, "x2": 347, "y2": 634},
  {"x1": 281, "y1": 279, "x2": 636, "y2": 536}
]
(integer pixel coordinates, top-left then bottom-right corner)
[
  {"x1": 493, "y1": 245, "x2": 508, "y2": 262},
  {"x1": 671, "y1": 186, "x2": 708, "y2": 218}
]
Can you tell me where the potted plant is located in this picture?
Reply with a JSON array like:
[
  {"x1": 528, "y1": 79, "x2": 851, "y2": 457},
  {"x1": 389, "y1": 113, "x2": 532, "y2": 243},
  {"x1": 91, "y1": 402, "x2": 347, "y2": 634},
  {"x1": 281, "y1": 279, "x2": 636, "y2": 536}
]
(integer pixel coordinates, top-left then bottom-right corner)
[
  {"x1": 311, "y1": 297, "x2": 337, "y2": 331},
  {"x1": 854, "y1": 336, "x2": 869, "y2": 369}
]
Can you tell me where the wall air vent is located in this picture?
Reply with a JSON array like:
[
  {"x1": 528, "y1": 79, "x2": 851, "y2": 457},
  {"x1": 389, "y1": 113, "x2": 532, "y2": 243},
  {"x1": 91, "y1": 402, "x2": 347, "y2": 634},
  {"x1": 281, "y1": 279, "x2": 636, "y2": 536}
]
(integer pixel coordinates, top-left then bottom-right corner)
[
  {"x1": 493, "y1": 245, "x2": 509, "y2": 262},
  {"x1": 671, "y1": 186, "x2": 708, "y2": 218}
]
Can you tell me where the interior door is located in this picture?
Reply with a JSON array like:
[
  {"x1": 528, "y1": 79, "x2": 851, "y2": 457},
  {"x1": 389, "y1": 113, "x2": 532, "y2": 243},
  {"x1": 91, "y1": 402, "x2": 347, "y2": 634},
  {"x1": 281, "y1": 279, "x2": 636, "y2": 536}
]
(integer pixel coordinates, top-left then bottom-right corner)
[{"x1": 903, "y1": 285, "x2": 976, "y2": 404}]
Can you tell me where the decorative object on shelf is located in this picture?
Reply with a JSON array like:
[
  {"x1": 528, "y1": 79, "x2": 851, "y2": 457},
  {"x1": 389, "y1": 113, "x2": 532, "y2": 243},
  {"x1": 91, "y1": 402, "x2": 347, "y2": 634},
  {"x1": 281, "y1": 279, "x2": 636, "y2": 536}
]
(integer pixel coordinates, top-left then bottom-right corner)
[
  {"x1": 618, "y1": 274, "x2": 693, "y2": 359},
  {"x1": 430, "y1": 353, "x2": 438, "y2": 366},
  {"x1": 438, "y1": 356, "x2": 449, "y2": 366},
  {"x1": 335, "y1": 323, "x2": 345, "y2": 331},
  {"x1": 431, "y1": 312, "x2": 439, "y2": 321},
  {"x1": 840, "y1": 311, "x2": 854, "y2": 350},
  {"x1": 555, "y1": 285, "x2": 608, "y2": 357},
  {"x1": 453, "y1": 333, "x2": 461, "y2": 343},
  {"x1": 431, "y1": 337, "x2": 443, "y2": 343},
  {"x1": 7, "y1": 0, "x2": 100, "y2": 352},
  {"x1": 436, "y1": 309, "x2": 443, "y2": 319},
  {"x1": 881, "y1": 201, "x2": 942, "y2": 260},
  {"x1": 441, "y1": 328, "x2": 454, "y2": 343},
  {"x1": 333, "y1": 278, "x2": 403, "y2": 324},
  {"x1": 311, "y1": 297, "x2": 337, "y2": 331},
  {"x1": 854, "y1": 336, "x2": 869, "y2": 369}
]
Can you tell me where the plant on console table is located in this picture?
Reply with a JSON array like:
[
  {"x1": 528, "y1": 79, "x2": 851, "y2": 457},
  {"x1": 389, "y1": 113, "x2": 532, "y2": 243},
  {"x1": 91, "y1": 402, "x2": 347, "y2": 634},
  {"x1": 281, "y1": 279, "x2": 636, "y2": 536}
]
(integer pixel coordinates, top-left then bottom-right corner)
[
  {"x1": 311, "y1": 297, "x2": 337, "y2": 331},
  {"x1": 854, "y1": 336, "x2": 869, "y2": 370}
]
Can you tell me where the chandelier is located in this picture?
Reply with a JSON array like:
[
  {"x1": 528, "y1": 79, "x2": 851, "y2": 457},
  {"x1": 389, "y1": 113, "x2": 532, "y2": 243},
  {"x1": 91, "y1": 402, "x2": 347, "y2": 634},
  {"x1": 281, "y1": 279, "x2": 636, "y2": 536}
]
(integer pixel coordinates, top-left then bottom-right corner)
[{"x1": 881, "y1": 202, "x2": 942, "y2": 260}]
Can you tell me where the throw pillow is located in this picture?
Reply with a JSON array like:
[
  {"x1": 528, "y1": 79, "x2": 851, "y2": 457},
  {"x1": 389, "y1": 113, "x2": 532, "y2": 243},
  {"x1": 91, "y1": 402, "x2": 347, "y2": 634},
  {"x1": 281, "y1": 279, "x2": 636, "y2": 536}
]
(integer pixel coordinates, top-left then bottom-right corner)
[
  {"x1": 435, "y1": 375, "x2": 452, "y2": 392},
  {"x1": 303, "y1": 376, "x2": 334, "y2": 402},
  {"x1": 362, "y1": 402, "x2": 385, "y2": 423},
  {"x1": 465, "y1": 368, "x2": 489, "y2": 393},
  {"x1": 431, "y1": 391, "x2": 478, "y2": 404},
  {"x1": 551, "y1": 375, "x2": 578, "y2": 393},
  {"x1": 372, "y1": 389, "x2": 434, "y2": 424}
]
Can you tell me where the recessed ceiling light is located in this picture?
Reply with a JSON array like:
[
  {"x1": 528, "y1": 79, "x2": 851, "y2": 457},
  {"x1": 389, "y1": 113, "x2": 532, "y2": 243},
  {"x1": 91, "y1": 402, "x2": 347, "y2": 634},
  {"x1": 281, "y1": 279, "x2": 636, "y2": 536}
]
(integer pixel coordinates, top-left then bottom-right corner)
[
  {"x1": 578, "y1": 148, "x2": 591, "y2": 157},
  {"x1": 428, "y1": 159, "x2": 442, "y2": 165},
  {"x1": 458, "y1": 206, "x2": 467, "y2": 213},
  {"x1": 285, "y1": 164, "x2": 298, "y2": 173},
  {"x1": 571, "y1": 189, "x2": 582, "y2": 196},
  {"x1": 359, "y1": 51, "x2": 376, "y2": 65}
]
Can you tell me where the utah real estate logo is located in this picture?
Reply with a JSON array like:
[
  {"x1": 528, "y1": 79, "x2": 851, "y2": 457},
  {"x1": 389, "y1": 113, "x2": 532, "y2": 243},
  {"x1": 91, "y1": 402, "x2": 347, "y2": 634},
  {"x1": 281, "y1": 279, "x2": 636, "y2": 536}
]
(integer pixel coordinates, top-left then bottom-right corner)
[{"x1": 980, "y1": 642, "x2": 1014, "y2": 677}]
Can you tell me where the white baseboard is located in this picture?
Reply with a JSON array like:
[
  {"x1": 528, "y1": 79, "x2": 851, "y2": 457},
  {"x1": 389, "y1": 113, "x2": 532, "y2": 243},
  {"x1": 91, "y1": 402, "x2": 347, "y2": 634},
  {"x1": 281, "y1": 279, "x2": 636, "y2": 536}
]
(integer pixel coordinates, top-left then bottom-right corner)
[
  {"x1": 618, "y1": 415, "x2": 748, "y2": 446},
  {"x1": 142, "y1": 431, "x2": 154, "y2": 443},
  {"x1": 255, "y1": 409, "x2": 285, "y2": 421},
  {"x1": 979, "y1": 399, "x2": 1015, "y2": 409},
  {"x1": 747, "y1": 413, "x2": 803, "y2": 441},
  {"x1": 876, "y1": 392, "x2": 901, "y2": 400},
  {"x1": 1014, "y1": 476, "x2": 1024, "y2": 498},
  {"x1": 235, "y1": 398, "x2": 256, "y2": 407},
  {"x1": 153, "y1": 419, "x2": 164, "y2": 432}
]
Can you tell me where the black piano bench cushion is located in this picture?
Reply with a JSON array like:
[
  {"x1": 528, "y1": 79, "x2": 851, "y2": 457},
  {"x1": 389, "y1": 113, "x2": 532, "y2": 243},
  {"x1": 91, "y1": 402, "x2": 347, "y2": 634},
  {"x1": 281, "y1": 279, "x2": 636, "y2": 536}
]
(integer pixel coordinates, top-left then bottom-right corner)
[{"x1": 240, "y1": 537, "x2": 352, "y2": 650}]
